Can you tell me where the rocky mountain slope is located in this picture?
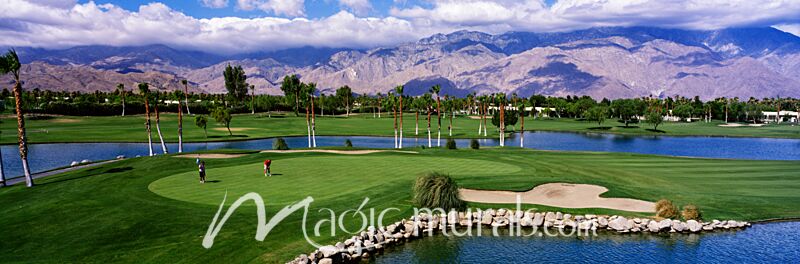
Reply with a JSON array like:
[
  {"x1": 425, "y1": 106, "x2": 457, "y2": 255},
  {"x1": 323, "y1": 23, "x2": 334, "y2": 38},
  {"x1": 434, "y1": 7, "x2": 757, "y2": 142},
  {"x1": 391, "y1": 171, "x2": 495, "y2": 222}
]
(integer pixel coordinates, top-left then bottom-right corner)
[{"x1": 3, "y1": 27, "x2": 799, "y2": 99}]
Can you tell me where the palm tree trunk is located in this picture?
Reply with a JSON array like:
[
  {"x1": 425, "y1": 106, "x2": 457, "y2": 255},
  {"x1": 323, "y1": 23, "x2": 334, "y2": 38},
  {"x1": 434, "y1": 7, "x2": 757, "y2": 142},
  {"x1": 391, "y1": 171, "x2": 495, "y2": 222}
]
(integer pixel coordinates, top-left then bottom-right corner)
[
  {"x1": 448, "y1": 111, "x2": 453, "y2": 136},
  {"x1": 436, "y1": 98, "x2": 441, "y2": 147},
  {"x1": 12, "y1": 81, "x2": 33, "y2": 187},
  {"x1": 500, "y1": 104, "x2": 505, "y2": 147},
  {"x1": 154, "y1": 104, "x2": 168, "y2": 154},
  {"x1": 306, "y1": 106, "x2": 311, "y2": 148},
  {"x1": 0, "y1": 144, "x2": 5, "y2": 187},
  {"x1": 427, "y1": 108, "x2": 432, "y2": 147},
  {"x1": 483, "y1": 104, "x2": 488, "y2": 136},
  {"x1": 178, "y1": 101, "x2": 183, "y2": 153},
  {"x1": 399, "y1": 97, "x2": 403, "y2": 148},
  {"x1": 415, "y1": 111, "x2": 419, "y2": 136},
  {"x1": 311, "y1": 96, "x2": 317, "y2": 148},
  {"x1": 121, "y1": 94, "x2": 125, "y2": 116},
  {"x1": 393, "y1": 106, "x2": 398, "y2": 149},
  {"x1": 520, "y1": 111, "x2": 525, "y2": 147},
  {"x1": 184, "y1": 83, "x2": 191, "y2": 115},
  {"x1": 478, "y1": 104, "x2": 482, "y2": 135},
  {"x1": 145, "y1": 98, "x2": 154, "y2": 156}
]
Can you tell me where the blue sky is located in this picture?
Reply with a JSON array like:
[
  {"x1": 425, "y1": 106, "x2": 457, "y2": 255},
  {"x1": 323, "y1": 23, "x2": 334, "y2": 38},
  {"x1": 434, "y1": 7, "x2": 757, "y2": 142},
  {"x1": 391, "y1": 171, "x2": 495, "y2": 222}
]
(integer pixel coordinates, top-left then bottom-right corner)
[{"x1": 2, "y1": 0, "x2": 799, "y2": 53}]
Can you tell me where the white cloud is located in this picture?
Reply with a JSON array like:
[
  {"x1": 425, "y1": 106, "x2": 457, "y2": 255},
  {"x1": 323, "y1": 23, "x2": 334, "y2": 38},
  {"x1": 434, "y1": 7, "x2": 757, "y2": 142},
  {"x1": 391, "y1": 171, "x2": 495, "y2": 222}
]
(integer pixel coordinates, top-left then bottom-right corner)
[
  {"x1": 236, "y1": 0, "x2": 305, "y2": 17},
  {"x1": 339, "y1": 0, "x2": 371, "y2": 15},
  {"x1": 201, "y1": 0, "x2": 229, "y2": 9}
]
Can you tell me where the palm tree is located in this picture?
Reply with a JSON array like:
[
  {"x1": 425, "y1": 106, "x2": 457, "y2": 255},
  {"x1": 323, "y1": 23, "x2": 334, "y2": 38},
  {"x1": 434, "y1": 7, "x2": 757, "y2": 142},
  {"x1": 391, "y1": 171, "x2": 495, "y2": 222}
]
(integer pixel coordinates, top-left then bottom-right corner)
[
  {"x1": 387, "y1": 92, "x2": 398, "y2": 148},
  {"x1": 377, "y1": 93, "x2": 383, "y2": 118},
  {"x1": 250, "y1": 84, "x2": 256, "y2": 115},
  {"x1": 301, "y1": 83, "x2": 312, "y2": 148},
  {"x1": 117, "y1": 83, "x2": 126, "y2": 116},
  {"x1": 430, "y1": 85, "x2": 442, "y2": 146},
  {"x1": 175, "y1": 90, "x2": 184, "y2": 153},
  {"x1": 152, "y1": 90, "x2": 168, "y2": 154},
  {"x1": 518, "y1": 99, "x2": 527, "y2": 147},
  {"x1": 1, "y1": 50, "x2": 33, "y2": 187},
  {"x1": 412, "y1": 96, "x2": 420, "y2": 136},
  {"x1": 308, "y1": 83, "x2": 318, "y2": 147},
  {"x1": 181, "y1": 80, "x2": 191, "y2": 115},
  {"x1": 496, "y1": 93, "x2": 506, "y2": 147},
  {"x1": 395, "y1": 85, "x2": 404, "y2": 148},
  {"x1": 138, "y1": 83, "x2": 155, "y2": 156}
]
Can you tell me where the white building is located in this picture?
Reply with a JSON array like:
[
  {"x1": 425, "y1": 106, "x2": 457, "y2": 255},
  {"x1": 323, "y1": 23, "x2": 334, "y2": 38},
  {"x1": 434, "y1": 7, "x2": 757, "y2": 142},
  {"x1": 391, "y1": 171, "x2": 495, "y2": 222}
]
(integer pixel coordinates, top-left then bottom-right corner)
[{"x1": 762, "y1": 111, "x2": 799, "y2": 123}]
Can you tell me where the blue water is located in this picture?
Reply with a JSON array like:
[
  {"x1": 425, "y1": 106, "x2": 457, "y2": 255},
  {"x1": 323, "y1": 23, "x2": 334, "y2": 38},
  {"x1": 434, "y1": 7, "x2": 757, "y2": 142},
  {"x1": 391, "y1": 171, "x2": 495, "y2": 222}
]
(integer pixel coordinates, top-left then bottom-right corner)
[
  {"x1": 374, "y1": 221, "x2": 800, "y2": 263},
  {"x1": 1, "y1": 132, "x2": 799, "y2": 179}
]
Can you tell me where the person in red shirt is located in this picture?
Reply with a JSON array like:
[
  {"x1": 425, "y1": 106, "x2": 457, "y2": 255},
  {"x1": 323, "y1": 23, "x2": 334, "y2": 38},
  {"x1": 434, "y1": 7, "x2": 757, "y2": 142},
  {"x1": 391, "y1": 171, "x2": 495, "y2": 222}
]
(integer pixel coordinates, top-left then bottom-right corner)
[{"x1": 264, "y1": 159, "x2": 272, "y2": 177}]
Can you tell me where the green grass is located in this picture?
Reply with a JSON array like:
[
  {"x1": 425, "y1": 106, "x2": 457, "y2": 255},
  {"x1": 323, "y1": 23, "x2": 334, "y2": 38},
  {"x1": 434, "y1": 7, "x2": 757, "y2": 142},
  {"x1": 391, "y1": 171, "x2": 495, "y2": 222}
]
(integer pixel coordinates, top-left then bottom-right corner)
[
  {"x1": 1, "y1": 148, "x2": 799, "y2": 263},
  {"x1": 2, "y1": 113, "x2": 799, "y2": 144}
]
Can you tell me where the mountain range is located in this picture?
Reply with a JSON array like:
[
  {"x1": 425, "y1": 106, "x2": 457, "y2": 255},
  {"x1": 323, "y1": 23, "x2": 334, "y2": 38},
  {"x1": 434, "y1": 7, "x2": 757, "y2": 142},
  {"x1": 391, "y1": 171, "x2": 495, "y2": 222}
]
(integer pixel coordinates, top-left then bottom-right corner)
[{"x1": 3, "y1": 26, "x2": 800, "y2": 100}]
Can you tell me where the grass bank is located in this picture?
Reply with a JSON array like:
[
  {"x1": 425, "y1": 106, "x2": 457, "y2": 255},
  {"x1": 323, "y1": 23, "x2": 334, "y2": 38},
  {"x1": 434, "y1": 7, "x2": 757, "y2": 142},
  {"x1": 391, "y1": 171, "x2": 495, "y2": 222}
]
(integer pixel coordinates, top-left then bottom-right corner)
[{"x1": 1, "y1": 148, "x2": 798, "y2": 263}]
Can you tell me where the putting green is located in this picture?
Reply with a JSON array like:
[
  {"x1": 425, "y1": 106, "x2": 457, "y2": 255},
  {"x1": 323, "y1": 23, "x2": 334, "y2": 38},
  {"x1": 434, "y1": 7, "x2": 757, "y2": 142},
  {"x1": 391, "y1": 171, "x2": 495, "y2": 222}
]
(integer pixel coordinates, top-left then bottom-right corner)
[{"x1": 148, "y1": 155, "x2": 522, "y2": 205}]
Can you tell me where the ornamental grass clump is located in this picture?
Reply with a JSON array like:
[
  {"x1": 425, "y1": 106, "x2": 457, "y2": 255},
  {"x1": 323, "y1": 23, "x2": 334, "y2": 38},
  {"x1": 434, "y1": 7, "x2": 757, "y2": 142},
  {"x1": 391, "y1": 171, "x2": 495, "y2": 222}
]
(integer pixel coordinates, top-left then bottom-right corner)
[
  {"x1": 681, "y1": 204, "x2": 702, "y2": 220},
  {"x1": 446, "y1": 138, "x2": 457, "y2": 149},
  {"x1": 470, "y1": 139, "x2": 480, "y2": 150},
  {"x1": 655, "y1": 199, "x2": 679, "y2": 219},
  {"x1": 413, "y1": 172, "x2": 466, "y2": 211},
  {"x1": 344, "y1": 139, "x2": 353, "y2": 148}
]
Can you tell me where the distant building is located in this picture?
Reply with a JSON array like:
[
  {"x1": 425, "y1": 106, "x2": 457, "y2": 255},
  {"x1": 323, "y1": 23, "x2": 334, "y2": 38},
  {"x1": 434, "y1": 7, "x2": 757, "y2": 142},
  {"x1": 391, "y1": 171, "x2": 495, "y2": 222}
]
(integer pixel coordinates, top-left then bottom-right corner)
[{"x1": 762, "y1": 111, "x2": 799, "y2": 123}]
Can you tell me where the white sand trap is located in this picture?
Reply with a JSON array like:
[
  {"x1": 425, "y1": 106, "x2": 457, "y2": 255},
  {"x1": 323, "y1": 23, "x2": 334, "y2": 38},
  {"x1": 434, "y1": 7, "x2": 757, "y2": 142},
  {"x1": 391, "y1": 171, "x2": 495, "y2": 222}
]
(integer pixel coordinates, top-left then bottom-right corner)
[
  {"x1": 212, "y1": 127, "x2": 254, "y2": 132},
  {"x1": 174, "y1": 153, "x2": 248, "y2": 159},
  {"x1": 718, "y1": 123, "x2": 765, "y2": 127},
  {"x1": 260, "y1": 149, "x2": 418, "y2": 155},
  {"x1": 460, "y1": 183, "x2": 655, "y2": 213}
]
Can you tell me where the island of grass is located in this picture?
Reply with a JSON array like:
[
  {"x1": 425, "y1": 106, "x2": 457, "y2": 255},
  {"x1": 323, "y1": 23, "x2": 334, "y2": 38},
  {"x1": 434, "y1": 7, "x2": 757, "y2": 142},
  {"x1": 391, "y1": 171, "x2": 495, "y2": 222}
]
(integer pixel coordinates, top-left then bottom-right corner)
[
  {"x1": 2, "y1": 114, "x2": 799, "y2": 145},
  {"x1": 1, "y1": 148, "x2": 799, "y2": 263}
]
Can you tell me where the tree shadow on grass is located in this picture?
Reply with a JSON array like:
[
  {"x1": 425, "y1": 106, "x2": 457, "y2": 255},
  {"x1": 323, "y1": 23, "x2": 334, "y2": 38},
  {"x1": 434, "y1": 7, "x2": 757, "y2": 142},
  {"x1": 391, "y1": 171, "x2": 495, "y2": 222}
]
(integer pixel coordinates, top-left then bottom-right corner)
[
  {"x1": 645, "y1": 129, "x2": 666, "y2": 133},
  {"x1": 205, "y1": 180, "x2": 221, "y2": 183},
  {"x1": 42, "y1": 166, "x2": 134, "y2": 186},
  {"x1": 588, "y1": 126, "x2": 613, "y2": 130},
  {"x1": 616, "y1": 126, "x2": 640, "y2": 129}
]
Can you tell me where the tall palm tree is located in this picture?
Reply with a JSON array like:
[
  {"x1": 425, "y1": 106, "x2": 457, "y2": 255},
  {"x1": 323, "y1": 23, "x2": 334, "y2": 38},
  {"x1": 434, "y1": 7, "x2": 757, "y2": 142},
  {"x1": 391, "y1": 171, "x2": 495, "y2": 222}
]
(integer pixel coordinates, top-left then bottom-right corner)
[
  {"x1": 1, "y1": 50, "x2": 33, "y2": 187},
  {"x1": 430, "y1": 85, "x2": 442, "y2": 146},
  {"x1": 377, "y1": 93, "x2": 383, "y2": 118},
  {"x1": 181, "y1": 80, "x2": 192, "y2": 115},
  {"x1": 308, "y1": 83, "x2": 318, "y2": 147},
  {"x1": 176, "y1": 90, "x2": 184, "y2": 153},
  {"x1": 138, "y1": 83, "x2": 154, "y2": 156},
  {"x1": 153, "y1": 90, "x2": 168, "y2": 154},
  {"x1": 496, "y1": 93, "x2": 506, "y2": 147},
  {"x1": 300, "y1": 83, "x2": 312, "y2": 148},
  {"x1": 117, "y1": 83, "x2": 126, "y2": 116},
  {"x1": 387, "y1": 92, "x2": 398, "y2": 148},
  {"x1": 412, "y1": 96, "x2": 420, "y2": 136},
  {"x1": 395, "y1": 85, "x2": 404, "y2": 148},
  {"x1": 518, "y1": 99, "x2": 527, "y2": 147},
  {"x1": 477, "y1": 95, "x2": 483, "y2": 135}
]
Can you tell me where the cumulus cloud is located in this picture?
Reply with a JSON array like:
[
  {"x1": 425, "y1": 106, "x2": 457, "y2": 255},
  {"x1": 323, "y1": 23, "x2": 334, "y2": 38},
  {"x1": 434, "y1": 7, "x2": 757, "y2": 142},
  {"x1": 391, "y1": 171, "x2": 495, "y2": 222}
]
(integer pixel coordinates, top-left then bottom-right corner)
[
  {"x1": 0, "y1": 0, "x2": 799, "y2": 54},
  {"x1": 236, "y1": 0, "x2": 305, "y2": 17},
  {"x1": 339, "y1": 0, "x2": 371, "y2": 15},
  {"x1": 201, "y1": 0, "x2": 229, "y2": 9}
]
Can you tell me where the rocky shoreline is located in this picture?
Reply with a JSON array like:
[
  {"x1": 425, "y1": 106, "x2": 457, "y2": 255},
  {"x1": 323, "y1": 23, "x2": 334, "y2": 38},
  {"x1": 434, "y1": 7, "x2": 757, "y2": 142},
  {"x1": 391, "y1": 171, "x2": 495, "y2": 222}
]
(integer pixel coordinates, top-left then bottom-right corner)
[{"x1": 287, "y1": 209, "x2": 750, "y2": 264}]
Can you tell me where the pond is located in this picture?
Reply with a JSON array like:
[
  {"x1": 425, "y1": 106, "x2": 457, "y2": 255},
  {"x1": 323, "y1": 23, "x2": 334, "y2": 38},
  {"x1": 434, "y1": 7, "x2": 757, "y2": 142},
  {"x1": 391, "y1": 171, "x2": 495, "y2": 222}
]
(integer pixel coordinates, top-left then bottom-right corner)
[
  {"x1": 1, "y1": 132, "x2": 799, "y2": 179},
  {"x1": 373, "y1": 221, "x2": 800, "y2": 263}
]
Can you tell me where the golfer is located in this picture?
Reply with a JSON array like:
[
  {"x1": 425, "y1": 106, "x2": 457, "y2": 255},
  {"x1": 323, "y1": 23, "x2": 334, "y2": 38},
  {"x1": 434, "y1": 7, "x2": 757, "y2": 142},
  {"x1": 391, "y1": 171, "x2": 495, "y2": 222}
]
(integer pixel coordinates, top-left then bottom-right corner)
[
  {"x1": 264, "y1": 159, "x2": 272, "y2": 177},
  {"x1": 199, "y1": 161, "x2": 206, "y2": 183}
]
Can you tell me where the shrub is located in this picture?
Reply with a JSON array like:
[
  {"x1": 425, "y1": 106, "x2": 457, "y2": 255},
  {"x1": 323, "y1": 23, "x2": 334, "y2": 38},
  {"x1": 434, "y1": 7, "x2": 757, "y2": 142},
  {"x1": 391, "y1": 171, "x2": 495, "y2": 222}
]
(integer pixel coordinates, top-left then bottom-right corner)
[
  {"x1": 470, "y1": 139, "x2": 480, "y2": 150},
  {"x1": 445, "y1": 138, "x2": 457, "y2": 149},
  {"x1": 344, "y1": 139, "x2": 353, "y2": 148},
  {"x1": 655, "y1": 199, "x2": 679, "y2": 219},
  {"x1": 272, "y1": 137, "x2": 289, "y2": 150},
  {"x1": 681, "y1": 204, "x2": 702, "y2": 220},
  {"x1": 413, "y1": 172, "x2": 466, "y2": 211}
]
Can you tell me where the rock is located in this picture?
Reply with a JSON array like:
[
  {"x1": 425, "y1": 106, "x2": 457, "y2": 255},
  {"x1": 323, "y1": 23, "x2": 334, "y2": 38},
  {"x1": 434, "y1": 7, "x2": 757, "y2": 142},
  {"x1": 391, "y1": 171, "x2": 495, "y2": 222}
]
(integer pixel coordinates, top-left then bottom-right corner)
[
  {"x1": 608, "y1": 216, "x2": 629, "y2": 231},
  {"x1": 555, "y1": 212, "x2": 563, "y2": 220},
  {"x1": 575, "y1": 215, "x2": 584, "y2": 221},
  {"x1": 447, "y1": 211, "x2": 458, "y2": 223},
  {"x1": 545, "y1": 212, "x2": 556, "y2": 221},
  {"x1": 319, "y1": 246, "x2": 339, "y2": 258},
  {"x1": 563, "y1": 213, "x2": 572, "y2": 220},
  {"x1": 585, "y1": 214, "x2": 597, "y2": 219},
  {"x1": 658, "y1": 219, "x2": 672, "y2": 230},
  {"x1": 647, "y1": 220, "x2": 660, "y2": 232},
  {"x1": 497, "y1": 208, "x2": 507, "y2": 216},
  {"x1": 633, "y1": 218, "x2": 641, "y2": 224},
  {"x1": 520, "y1": 216, "x2": 533, "y2": 226},
  {"x1": 702, "y1": 225, "x2": 714, "y2": 231},
  {"x1": 577, "y1": 221, "x2": 593, "y2": 230},
  {"x1": 686, "y1": 220, "x2": 702, "y2": 232},
  {"x1": 335, "y1": 242, "x2": 345, "y2": 250},
  {"x1": 672, "y1": 220, "x2": 685, "y2": 232},
  {"x1": 297, "y1": 254, "x2": 308, "y2": 264},
  {"x1": 70, "y1": 161, "x2": 79, "y2": 167},
  {"x1": 485, "y1": 209, "x2": 496, "y2": 217},
  {"x1": 597, "y1": 217, "x2": 609, "y2": 227},
  {"x1": 318, "y1": 258, "x2": 333, "y2": 264},
  {"x1": 481, "y1": 213, "x2": 493, "y2": 225},
  {"x1": 533, "y1": 213, "x2": 544, "y2": 226}
]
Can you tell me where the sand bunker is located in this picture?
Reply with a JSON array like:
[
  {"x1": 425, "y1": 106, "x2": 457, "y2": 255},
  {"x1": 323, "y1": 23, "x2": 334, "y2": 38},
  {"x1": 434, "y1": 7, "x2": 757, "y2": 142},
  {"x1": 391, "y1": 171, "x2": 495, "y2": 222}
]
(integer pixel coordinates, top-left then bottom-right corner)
[
  {"x1": 50, "y1": 118, "x2": 81, "y2": 123},
  {"x1": 260, "y1": 149, "x2": 418, "y2": 155},
  {"x1": 174, "y1": 153, "x2": 248, "y2": 159},
  {"x1": 212, "y1": 127, "x2": 254, "y2": 132},
  {"x1": 460, "y1": 183, "x2": 655, "y2": 212}
]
